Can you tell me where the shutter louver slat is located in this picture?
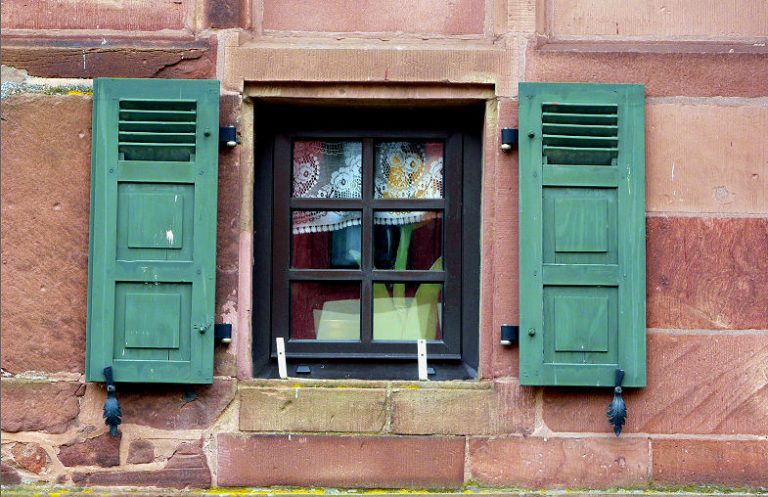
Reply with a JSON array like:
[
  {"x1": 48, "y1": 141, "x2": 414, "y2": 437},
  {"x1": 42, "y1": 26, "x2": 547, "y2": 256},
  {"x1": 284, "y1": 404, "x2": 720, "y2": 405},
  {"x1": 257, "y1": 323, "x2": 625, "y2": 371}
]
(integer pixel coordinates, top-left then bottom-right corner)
[
  {"x1": 118, "y1": 99, "x2": 197, "y2": 162},
  {"x1": 541, "y1": 103, "x2": 619, "y2": 166},
  {"x1": 119, "y1": 121, "x2": 197, "y2": 132}
]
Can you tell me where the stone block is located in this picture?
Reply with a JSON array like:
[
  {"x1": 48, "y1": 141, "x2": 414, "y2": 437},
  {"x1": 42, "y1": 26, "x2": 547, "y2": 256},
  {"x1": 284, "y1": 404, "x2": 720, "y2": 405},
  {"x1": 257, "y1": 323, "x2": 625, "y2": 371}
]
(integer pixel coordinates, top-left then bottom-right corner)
[
  {"x1": 0, "y1": 0, "x2": 191, "y2": 31},
  {"x1": 647, "y1": 102, "x2": 768, "y2": 215},
  {"x1": 216, "y1": 96, "x2": 242, "y2": 274},
  {"x1": 543, "y1": 333, "x2": 768, "y2": 435},
  {"x1": 1, "y1": 94, "x2": 91, "y2": 374},
  {"x1": 550, "y1": 0, "x2": 768, "y2": 38},
  {"x1": 507, "y1": 0, "x2": 537, "y2": 35},
  {"x1": 527, "y1": 42, "x2": 768, "y2": 98},
  {"x1": 59, "y1": 433, "x2": 121, "y2": 468},
  {"x1": 485, "y1": 97, "x2": 521, "y2": 379},
  {"x1": 390, "y1": 381, "x2": 535, "y2": 435},
  {"x1": 0, "y1": 381, "x2": 83, "y2": 433},
  {"x1": 204, "y1": 0, "x2": 247, "y2": 29},
  {"x1": 648, "y1": 217, "x2": 768, "y2": 330},
  {"x1": 0, "y1": 463, "x2": 21, "y2": 485},
  {"x1": 217, "y1": 434, "x2": 465, "y2": 487},
  {"x1": 1, "y1": 37, "x2": 216, "y2": 79},
  {"x1": 127, "y1": 440, "x2": 155, "y2": 465},
  {"x1": 262, "y1": 0, "x2": 484, "y2": 35},
  {"x1": 469, "y1": 437, "x2": 649, "y2": 488},
  {"x1": 652, "y1": 439, "x2": 768, "y2": 487},
  {"x1": 225, "y1": 46, "x2": 516, "y2": 97},
  {"x1": 239, "y1": 387, "x2": 387, "y2": 432},
  {"x1": 9, "y1": 443, "x2": 50, "y2": 475}
]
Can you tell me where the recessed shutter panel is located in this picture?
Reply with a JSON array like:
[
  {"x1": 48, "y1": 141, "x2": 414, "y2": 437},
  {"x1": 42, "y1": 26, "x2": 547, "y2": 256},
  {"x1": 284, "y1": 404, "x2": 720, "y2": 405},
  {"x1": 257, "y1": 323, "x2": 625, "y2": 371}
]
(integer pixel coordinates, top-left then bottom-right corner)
[
  {"x1": 519, "y1": 83, "x2": 646, "y2": 387},
  {"x1": 86, "y1": 78, "x2": 219, "y2": 384}
]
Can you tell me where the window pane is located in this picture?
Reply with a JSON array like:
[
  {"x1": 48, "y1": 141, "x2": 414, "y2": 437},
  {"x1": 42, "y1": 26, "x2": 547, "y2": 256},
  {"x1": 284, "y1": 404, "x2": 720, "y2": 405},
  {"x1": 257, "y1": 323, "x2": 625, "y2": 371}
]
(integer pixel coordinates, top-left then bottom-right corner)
[
  {"x1": 291, "y1": 282, "x2": 360, "y2": 340},
  {"x1": 374, "y1": 211, "x2": 442, "y2": 270},
  {"x1": 375, "y1": 141, "x2": 443, "y2": 199},
  {"x1": 292, "y1": 211, "x2": 362, "y2": 269},
  {"x1": 293, "y1": 141, "x2": 362, "y2": 199},
  {"x1": 373, "y1": 283, "x2": 443, "y2": 341}
]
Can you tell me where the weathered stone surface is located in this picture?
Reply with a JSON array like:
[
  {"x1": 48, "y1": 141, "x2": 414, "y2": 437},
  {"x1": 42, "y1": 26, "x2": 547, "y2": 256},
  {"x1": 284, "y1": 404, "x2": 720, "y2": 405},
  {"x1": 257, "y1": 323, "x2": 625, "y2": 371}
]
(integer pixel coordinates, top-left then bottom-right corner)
[
  {"x1": 0, "y1": 381, "x2": 83, "y2": 433},
  {"x1": 1, "y1": 0, "x2": 191, "y2": 31},
  {"x1": 647, "y1": 217, "x2": 768, "y2": 330},
  {"x1": 217, "y1": 434, "x2": 465, "y2": 487},
  {"x1": 550, "y1": 0, "x2": 768, "y2": 38},
  {"x1": 527, "y1": 42, "x2": 768, "y2": 97},
  {"x1": 116, "y1": 379, "x2": 236, "y2": 430},
  {"x1": 262, "y1": 0, "x2": 484, "y2": 35},
  {"x1": 646, "y1": 102, "x2": 768, "y2": 215},
  {"x1": 214, "y1": 95, "x2": 241, "y2": 377},
  {"x1": 72, "y1": 439, "x2": 210, "y2": 488},
  {"x1": 469, "y1": 437, "x2": 648, "y2": 488},
  {"x1": 9, "y1": 443, "x2": 50, "y2": 474},
  {"x1": 1, "y1": 94, "x2": 91, "y2": 374},
  {"x1": 543, "y1": 333, "x2": 768, "y2": 435},
  {"x1": 59, "y1": 433, "x2": 121, "y2": 468},
  {"x1": 215, "y1": 270, "x2": 238, "y2": 320},
  {"x1": 653, "y1": 440, "x2": 768, "y2": 487},
  {"x1": 225, "y1": 46, "x2": 516, "y2": 96},
  {"x1": 240, "y1": 387, "x2": 387, "y2": 432},
  {"x1": 1, "y1": 64, "x2": 27, "y2": 83},
  {"x1": 485, "y1": 97, "x2": 520, "y2": 379},
  {"x1": 391, "y1": 381, "x2": 535, "y2": 435},
  {"x1": 205, "y1": 0, "x2": 247, "y2": 29},
  {"x1": 1, "y1": 37, "x2": 216, "y2": 79},
  {"x1": 0, "y1": 462, "x2": 21, "y2": 485},
  {"x1": 216, "y1": 94, "x2": 242, "y2": 274},
  {"x1": 214, "y1": 340, "x2": 238, "y2": 378},
  {"x1": 127, "y1": 440, "x2": 155, "y2": 465}
]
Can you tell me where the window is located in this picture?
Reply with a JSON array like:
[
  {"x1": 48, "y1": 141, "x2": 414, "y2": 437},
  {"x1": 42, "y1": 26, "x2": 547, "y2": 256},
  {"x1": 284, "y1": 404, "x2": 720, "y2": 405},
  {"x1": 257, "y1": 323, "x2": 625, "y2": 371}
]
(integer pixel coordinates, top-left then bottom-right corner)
[{"x1": 253, "y1": 104, "x2": 482, "y2": 379}]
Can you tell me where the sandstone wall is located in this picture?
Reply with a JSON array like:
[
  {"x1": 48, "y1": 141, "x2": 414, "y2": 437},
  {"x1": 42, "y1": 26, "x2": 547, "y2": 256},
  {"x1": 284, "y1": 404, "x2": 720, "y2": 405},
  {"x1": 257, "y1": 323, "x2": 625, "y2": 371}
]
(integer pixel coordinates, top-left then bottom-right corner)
[{"x1": 1, "y1": 0, "x2": 766, "y2": 490}]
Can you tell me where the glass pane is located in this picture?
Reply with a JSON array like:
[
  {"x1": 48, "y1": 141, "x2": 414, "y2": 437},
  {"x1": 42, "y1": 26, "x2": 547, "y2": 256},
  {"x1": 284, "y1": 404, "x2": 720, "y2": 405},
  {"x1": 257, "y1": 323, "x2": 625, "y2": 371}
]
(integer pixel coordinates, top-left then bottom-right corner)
[
  {"x1": 293, "y1": 140, "x2": 362, "y2": 199},
  {"x1": 374, "y1": 211, "x2": 442, "y2": 270},
  {"x1": 373, "y1": 283, "x2": 443, "y2": 341},
  {"x1": 291, "y1": 282, "x2": 360, "y2": 340},
  {"x1": 374, "y1": 141, "x2": 444, "y2": 199},
  {"x1": 292, "y1": 210, "x2": 362, "y2": 269}
]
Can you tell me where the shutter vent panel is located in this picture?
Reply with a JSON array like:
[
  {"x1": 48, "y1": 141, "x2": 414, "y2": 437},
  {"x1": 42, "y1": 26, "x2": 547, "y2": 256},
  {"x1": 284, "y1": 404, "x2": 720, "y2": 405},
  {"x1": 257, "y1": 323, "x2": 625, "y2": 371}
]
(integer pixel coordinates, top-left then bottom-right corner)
[
  {"x1": 541, "y1": 103, "x2": 618, "y2": 166},
  {"x1": 118, "y1": 99, "x2": 197, "y2": 162}
]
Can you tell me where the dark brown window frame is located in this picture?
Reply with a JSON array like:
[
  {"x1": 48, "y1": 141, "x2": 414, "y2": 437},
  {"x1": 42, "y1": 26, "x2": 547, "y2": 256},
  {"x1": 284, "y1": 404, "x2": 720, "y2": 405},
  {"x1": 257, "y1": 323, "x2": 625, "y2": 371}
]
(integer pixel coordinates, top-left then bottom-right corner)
[{"x1": 252, "y1": 103, "x2": 482, "y2": 380}]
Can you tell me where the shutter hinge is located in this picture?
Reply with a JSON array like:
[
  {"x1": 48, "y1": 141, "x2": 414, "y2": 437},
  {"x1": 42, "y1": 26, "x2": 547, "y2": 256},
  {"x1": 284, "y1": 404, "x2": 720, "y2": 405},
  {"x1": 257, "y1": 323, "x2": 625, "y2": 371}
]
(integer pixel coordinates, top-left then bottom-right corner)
[
  {"x1": 500, "y1": 324, "x2": 519, "y2": 346},
  {"x1": 214, "y1": 323, "x2": 232, "y2": 344}
]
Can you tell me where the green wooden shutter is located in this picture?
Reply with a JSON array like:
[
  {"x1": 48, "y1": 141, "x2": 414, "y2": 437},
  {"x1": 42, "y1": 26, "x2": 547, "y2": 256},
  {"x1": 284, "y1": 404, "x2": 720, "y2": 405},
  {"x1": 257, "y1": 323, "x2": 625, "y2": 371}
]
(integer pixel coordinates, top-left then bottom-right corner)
[
  {"x1": 519, "y1": 82, "x2": 646, "y2": 387},
  {"x1": 86, "y1": 78, "x2": 219, "y2": 384}
]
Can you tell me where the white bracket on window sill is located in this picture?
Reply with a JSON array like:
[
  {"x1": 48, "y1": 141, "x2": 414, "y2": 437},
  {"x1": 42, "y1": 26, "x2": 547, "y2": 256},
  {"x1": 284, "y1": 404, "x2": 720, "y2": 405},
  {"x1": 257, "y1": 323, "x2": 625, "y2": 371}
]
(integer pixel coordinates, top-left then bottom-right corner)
[
  {"x1": 417, "y1": 339, "x2": 428, "y2": 381},
  {"x1": 276, "y1": 337, "x2": 288, "y2": 379}
]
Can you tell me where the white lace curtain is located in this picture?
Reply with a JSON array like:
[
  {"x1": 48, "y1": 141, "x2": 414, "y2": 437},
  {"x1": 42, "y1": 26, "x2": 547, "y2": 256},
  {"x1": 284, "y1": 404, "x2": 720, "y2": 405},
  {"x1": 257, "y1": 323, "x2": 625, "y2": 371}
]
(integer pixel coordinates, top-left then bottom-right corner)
[{"x1": 292, "y1": 141, "x2": 443, "y2": 234}]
